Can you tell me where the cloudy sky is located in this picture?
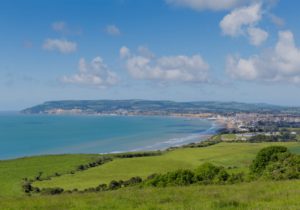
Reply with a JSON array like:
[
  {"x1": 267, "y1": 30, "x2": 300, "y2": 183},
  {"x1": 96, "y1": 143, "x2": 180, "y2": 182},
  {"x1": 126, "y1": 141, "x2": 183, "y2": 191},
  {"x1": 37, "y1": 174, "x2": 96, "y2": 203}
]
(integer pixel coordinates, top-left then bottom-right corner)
[{"x1": 1, "y1": 0, "x2": 300, "y2": 110}]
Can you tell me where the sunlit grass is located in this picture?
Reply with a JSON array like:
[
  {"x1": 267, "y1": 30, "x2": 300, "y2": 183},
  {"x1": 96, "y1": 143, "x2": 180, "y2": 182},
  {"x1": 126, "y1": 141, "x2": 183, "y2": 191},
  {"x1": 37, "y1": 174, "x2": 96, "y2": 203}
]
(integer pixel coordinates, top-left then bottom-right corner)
[
  {"x1": 32, "y1": 142, "x2": 299, "y2": 191},
  {"x1": 2, "y1": 179, "x2": 300, "y2": 209}
]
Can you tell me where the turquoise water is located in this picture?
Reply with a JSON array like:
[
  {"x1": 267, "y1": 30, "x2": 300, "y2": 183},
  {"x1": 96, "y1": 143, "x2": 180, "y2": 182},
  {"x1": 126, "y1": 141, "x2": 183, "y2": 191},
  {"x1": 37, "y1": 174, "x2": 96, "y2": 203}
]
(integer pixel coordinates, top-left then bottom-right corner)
[{"x1": 0, "y1": 113, "x2": 221, "y2": 160}]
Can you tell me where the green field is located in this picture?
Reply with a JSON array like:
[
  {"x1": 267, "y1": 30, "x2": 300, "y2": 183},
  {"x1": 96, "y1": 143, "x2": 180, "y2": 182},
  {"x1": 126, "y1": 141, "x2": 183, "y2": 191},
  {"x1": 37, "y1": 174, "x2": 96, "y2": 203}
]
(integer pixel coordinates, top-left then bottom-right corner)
[
  {"x1": 222, "y1": 134, "x2": 237, "y2": 139},
  {"x1": 0, "y1": 154, "x2": 102, "y2": 197},
  {"x1": 2, "y1": 180, "x2": 300, "y2": 209},
  {"x1": 31, "y1": 142, "x2": 300, "y2": 191}
]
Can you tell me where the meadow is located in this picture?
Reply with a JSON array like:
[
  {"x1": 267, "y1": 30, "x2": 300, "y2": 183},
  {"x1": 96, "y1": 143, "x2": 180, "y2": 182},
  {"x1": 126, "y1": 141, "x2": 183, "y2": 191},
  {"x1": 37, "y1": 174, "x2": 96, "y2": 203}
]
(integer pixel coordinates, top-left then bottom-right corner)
[
  {"x1": 32, "y1": 142, "x2": 300, "y2": 192},
  {"x1": 2, "y1": 179, "x2": 300, "y2": 209},
  {"x1": 0, "y1": 154, "x2": 102, "y2": 197}
]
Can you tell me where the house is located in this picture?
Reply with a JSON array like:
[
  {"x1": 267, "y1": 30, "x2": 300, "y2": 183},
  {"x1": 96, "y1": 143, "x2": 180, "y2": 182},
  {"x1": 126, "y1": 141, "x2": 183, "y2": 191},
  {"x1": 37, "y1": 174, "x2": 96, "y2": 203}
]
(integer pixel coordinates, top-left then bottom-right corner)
[
  {"x1": 291, "y1": 131, "x2": 297, "y2": 135},
  {"x1": 236, "y1": 133, "x2": 256, "y2": 137}
]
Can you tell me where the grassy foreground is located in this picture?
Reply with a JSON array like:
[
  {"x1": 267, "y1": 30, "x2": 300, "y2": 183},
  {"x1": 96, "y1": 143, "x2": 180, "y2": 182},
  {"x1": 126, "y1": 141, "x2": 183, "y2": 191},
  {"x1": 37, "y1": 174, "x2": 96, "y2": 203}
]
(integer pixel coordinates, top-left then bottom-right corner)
[
  {"x1": 0, "y1": 154, "x2": 101, "y2": 197},
  {"x1": 32, "y1": 142, "x2": 300, "y2": 191},
  {"x1": 2, "y1": 180, "x2": 300, "y2": 209}
]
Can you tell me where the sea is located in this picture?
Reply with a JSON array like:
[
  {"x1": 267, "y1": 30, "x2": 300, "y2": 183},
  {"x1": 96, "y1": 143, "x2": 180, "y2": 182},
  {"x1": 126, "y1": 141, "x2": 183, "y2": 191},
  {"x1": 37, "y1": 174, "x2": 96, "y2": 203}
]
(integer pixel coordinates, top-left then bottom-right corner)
[{"x1": 0, "y1": 113, "x2": 224, "y2": 160}]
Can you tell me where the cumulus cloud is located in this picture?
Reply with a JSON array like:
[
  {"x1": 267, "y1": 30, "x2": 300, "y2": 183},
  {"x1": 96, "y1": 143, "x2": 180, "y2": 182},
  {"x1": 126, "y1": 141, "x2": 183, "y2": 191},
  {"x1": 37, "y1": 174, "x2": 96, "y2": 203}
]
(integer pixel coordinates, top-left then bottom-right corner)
[
  {"x1": 122, "y1": 46, "x2": 211, "y2": 84},
  {"x1": 247, "y1": 27, "x2": 269, "y2": 46},
  {"x1": 220, "y1": 3, "x2": 268, "y2": 46},
  {"x1": 105, "y1": 24, "x2": 122, "y2": 36},
  {"x1": 41, "y1": 38, "x2": 77, "y2": 53},
  {"x1": 52, "y1": 21, "x2": 81, "y2": 35},
  {"x1": 120, "y1": 46, "x2": 131, "y2": 58},
  {"x1": 225, "y1": 30, "x2": 300, "y2": 84},
  {"x1": 165, "y1": 0, "x2": 276, "y2": 11},
  {"x1": 59, "y1": 57, "x2": 122, "y2": 89},
  {"x1": 137, "y1": 45, "x2": 155, "y2": 59}
]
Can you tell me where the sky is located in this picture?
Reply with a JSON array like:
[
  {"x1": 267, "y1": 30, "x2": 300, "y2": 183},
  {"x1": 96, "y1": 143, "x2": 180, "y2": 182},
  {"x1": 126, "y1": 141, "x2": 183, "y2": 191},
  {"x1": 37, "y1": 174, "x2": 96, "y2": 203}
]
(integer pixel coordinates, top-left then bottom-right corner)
[{"x1": 1, "y1": 0, "x2": 300, "y2": 110}]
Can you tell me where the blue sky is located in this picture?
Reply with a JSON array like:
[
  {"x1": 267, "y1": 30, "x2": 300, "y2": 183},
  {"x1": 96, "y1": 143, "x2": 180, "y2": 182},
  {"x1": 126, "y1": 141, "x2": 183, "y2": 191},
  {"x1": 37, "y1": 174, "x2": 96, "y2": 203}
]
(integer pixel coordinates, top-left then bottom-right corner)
[{"x1": 1, "y1": 0, "x2": 300, "y2": 110}]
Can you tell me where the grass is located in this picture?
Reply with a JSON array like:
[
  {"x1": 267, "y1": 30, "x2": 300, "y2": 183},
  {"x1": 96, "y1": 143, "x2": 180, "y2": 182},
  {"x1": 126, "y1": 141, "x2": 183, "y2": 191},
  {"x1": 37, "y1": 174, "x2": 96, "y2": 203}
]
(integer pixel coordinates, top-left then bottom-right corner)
[
  {"x1": 2, "y1": 180, "x2": 300, "y2": 209},
  {"x1": 222, "y1": 134, "x2": 237, "y2": 140},
  {"x1": 289, "y1": 145, "x2": 300, "y2": 154},
  {"x1": 0, "y1": 154, "x2": 102, "y2": 197},
  {"x1": 32, "y1": 142, "x2": 300, "y2": 191}
]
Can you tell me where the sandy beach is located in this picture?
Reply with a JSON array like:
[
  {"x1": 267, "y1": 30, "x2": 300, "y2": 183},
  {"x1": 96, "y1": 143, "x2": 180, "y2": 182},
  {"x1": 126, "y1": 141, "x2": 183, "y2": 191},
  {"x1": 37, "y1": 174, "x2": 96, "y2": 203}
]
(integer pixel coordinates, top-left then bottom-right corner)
[{"x1": 215, "y1": 119, "x2": 234, "y2": 129}]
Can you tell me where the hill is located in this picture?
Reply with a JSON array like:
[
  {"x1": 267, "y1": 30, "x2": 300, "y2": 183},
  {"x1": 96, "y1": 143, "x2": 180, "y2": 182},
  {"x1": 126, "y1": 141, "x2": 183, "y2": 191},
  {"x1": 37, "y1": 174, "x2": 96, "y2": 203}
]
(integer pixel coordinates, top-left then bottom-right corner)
[{"x1": 19, "y1": 100, "x2": 299, "y2": 114}]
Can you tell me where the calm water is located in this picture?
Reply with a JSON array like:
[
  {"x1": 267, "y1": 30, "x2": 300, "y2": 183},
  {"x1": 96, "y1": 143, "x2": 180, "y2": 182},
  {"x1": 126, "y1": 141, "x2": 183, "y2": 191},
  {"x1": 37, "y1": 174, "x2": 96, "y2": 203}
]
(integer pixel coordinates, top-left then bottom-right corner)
[{"x1": 0, "y1": 113, "x2": 221, "y2": 160}]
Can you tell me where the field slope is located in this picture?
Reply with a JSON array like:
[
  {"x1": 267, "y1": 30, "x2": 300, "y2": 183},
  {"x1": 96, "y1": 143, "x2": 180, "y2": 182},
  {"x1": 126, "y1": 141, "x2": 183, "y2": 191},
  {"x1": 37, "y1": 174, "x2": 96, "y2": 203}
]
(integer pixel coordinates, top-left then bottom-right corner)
[{"x1": 32, "y1": 142, "x2": 300, "y2": 191}]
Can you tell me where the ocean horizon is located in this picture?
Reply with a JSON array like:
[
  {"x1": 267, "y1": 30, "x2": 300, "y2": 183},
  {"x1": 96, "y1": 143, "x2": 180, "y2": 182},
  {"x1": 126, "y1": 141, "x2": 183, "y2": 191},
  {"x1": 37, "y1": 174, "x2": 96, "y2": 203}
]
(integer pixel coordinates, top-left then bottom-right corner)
[{"x1": 0, "y1": 113, "x2": 223, "y2": 160}]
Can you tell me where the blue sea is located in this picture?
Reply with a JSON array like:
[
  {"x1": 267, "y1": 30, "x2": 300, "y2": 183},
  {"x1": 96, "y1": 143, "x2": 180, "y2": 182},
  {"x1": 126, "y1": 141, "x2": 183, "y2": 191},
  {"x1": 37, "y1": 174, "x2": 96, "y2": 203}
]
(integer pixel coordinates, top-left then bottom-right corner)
[{"x1": 0, "y1": 113, "x2": 222, "y2": 160}]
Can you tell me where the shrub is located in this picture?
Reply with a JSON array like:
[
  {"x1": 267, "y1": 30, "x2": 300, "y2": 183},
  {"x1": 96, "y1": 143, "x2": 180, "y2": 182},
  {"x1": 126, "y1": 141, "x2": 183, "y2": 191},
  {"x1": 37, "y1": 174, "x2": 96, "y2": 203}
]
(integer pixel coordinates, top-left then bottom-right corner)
[
  {"x1": 108, "y1": 180, "x2": 120, "y2": 190},
  {"x1": 194, "y1": 162, "x2": 220, "y2": 181},
  {"x1": 217, "y1": 170, "x2": 230, "y2": 182},
  {"x1": 32, "y1": 187, "x2": 40, "y2": 193},
  {"x1": 147, "y1": 173, "x2": 158, "y2": 180},
  {"x1": 249, "y1": 146, "x2": 288, "y2": 173},
  {"x1": 22, "y1": 183, "x2": 32, "y2": 192},
  {"x1": 41, "y1": 187, "x2": 64, "y2": 195},
  {"x1": 77, "y1": 165, "x2": 85, "y2": 171}
]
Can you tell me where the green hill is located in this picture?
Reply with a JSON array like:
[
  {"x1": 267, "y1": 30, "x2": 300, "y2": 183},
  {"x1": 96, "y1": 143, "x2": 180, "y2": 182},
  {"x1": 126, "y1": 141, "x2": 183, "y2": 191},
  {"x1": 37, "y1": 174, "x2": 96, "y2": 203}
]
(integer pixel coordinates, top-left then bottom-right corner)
[{"x1": 19, "y1": 100, "x2": 299, "y2": 114}]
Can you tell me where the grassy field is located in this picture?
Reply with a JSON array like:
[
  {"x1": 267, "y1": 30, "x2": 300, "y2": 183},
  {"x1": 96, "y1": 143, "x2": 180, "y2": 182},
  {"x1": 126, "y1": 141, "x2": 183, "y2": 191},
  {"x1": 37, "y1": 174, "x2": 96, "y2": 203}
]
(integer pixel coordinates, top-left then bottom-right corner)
[
  {"x1": 0, "y1": 154, "x2": 102, "y2": 197},
  {"x1": 222, "y1": 134, "x2": 237, "y2": 140},
  {"x1": 32, "y1": 142, "x2": 300, "y2": 191},
  {"x1": 2, "y1": 180, "x2": 300, "y2": 209}
]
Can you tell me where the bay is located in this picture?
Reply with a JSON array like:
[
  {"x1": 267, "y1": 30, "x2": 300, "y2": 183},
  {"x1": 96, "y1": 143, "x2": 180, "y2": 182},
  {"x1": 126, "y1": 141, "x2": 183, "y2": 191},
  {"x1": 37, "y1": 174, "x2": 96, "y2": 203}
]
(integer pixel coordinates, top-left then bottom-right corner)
[{"x1": 0, "y1": 113, "x2": 221, "y2": 160}]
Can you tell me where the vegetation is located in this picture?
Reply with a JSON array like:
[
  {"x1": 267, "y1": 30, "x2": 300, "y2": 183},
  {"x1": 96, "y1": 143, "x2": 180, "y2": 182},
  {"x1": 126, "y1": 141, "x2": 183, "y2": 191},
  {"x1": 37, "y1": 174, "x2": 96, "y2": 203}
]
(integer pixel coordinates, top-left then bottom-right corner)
[
  {"x1": 0, "y1": 154, "x2": 104, "y2": 197},
  {"x1": 31, "y1": 142, "x2": 299, "y2": 192},
  {"x1": 19, "y1": 100, "x2": 299, "y2": 114},
  {"x1": 2, "y1": 142, "x2": 300, "y2": 209}
]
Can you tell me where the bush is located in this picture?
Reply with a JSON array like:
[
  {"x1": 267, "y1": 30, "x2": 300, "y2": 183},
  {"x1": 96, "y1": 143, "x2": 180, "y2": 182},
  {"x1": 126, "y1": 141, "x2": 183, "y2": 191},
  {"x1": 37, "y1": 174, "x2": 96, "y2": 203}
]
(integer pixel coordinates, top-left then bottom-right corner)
[
  {"x1": 108, "y1": 180, "x2": 120, "y2": 190},
  {"x1": 147, "y1": 173, "x2": 158, "y2": 180},
  {"x1": 22, "y1": 183, "x2": 32, "y2": 192},
  {"x1": 249, "y1": 146, "x2": 288, "y2": 173},
  {"x1": 32, "y1": 187, "x2": 40, "y2": 193},
  {"x1": 194, "y1": 162, "x2": 220, "y2": 181},
  {"x1": 41, "y1": 187, "x2": 64, "y2": 195}
]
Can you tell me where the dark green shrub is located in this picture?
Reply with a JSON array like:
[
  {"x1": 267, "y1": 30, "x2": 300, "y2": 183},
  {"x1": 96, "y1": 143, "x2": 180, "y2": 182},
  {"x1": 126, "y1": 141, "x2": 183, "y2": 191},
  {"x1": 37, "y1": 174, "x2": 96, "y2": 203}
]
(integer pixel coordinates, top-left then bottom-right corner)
[
  {"x1": 22, "y1": 183, "x2": 32, "y2": 192},
  {"x1": 41, "y1": 187, "x2": 64, "y2": 195},
  {"x1": 250, "y1": 146, "x2": 288, "y2": 173},
  {"x1": 108, "y1": 180, "x2": 120, "y2": 190},
  {"x1": 217, "y1": 170, "x2": 230, "y2": 181},
  {"x1": 32, "y1": 187, "x2": 40, "y2": 193},
  {"x1": 77, "y1": 165, "x2": 84, "y2": 171},
  {"x1": 97, "y1": 184, "x2": 107, "y2": 191},
  {"x1": 194, "y1": 162, "x2": 220, "y2": 180},
  {"x1": 147, "y1": 173, "x2": 158, "y2": 180}
]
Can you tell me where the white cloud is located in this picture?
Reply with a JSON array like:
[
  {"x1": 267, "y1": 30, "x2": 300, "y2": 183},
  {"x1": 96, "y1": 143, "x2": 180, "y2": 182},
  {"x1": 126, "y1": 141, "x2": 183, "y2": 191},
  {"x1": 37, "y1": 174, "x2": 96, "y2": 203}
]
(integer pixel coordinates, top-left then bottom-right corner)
[
  {"x1": 41, "y1": 38, "x2": 77, "y2": 54},
  {"x1": 219, "y1": 3, "x2": 268, "y2": 46},
  {"x1": 165, "y1": 0, "x2": 276, "y2": 11},
  {"x1": 120, "y1": 46, "x2": 131, "y2": 58},
  {"x1": 52, "y1": 21, "x2": 81, "y2": 35},
  {"x1": 247, "y1": 27, "x2": 269, "y2": 46},
  {"x1": 105, "y1": 24, "x2": 122, "y2": 36},
  {"x1": 123, "y1": 46, "x2": 211, "y2": 84},
  {"x1": 137, "y1": 45, "x2": 155, "y2": 59},
  {"x1": 59, "y1": 57, "x2": 122, "y2": 89},
  {"x1": 220, "y1": 3, "x2": 263, "y2": 37},
  {"x1": 225, "y1": 30, "x2": 300, "y2": 84},
  {"x1": 269, "y1": 13, "x2": 285, "y2": 27}
]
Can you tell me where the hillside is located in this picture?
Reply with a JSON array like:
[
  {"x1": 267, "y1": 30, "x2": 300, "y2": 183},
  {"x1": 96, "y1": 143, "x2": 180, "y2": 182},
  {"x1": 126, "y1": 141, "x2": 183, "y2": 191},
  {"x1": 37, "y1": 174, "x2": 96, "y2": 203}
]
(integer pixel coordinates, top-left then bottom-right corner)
[
  {"x1": 1, "y1": 142, "x2": 300, "y2": 209},
  {"x1": 19, "y1": 100, "x2": 299, "y2": 114}
]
